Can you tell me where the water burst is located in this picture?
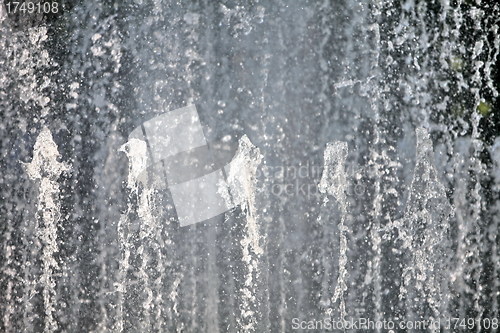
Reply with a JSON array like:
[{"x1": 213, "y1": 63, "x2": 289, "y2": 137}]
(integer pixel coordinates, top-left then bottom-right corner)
[{"x1": 24, "y1": 127, "x2": 69, "y2": 333}]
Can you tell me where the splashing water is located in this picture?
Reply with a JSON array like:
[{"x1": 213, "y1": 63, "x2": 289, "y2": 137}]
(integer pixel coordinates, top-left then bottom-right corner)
[
  {"x1": 24, "y1": 127, "x2": 69, "y2": 333},
  {"x1": 224, "y1": 135, "x2": 264, "y2": 332},
  {"x1": 395, "y1": 127, "x2": 453, "y2": 325},
  {"x1": 1, "y1": 1, "x2": 499, "y2": 332},
  {"x1": 319, "y1": 141, "x2": 349, "y2": 322}
]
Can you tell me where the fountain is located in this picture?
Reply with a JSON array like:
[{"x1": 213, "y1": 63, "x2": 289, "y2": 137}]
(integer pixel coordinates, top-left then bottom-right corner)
[{"x1": 1, "y1": 0, "x2": 499, "y2": 332}]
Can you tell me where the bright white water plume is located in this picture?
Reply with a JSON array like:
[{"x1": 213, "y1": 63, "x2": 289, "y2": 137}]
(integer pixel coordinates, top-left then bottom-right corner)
[{"x1": 24, "y1": 127, "x2": 69, "y2": 333}]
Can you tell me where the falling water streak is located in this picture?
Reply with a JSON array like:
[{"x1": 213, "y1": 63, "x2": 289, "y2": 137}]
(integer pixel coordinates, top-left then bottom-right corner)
[
  {"x1": 449, "y1": 137, "x2": 473, "y2": 322},
  {"x1": 436, "y1": 0, "x2": 461, "y2": 321},
  {"x1": 24, "y1": 128, "x2": 69, "y2": 333},
  {"x1": 0, "y1": 26, "x2": 55, "y2": 332},
  {"x1": 397, "y1": 128, "x2": 452, "y2": 330},
  {"x1": 258, "y1": 20, "x2": 271, "y2": 333},
  {"x1": 366, "y1": 132, "x2": 384, "y2": 329},
  {"x1": 318, "y1": 0, "x2": 333, "y2": 137},
  {"x1": 136, "y1": 187, "x2": 155, "y2": 331},
  {"x1": 469, "y1": 1, "x2": 490, "y2": 325},
  {"x1": 65, "y1": 67, "x2": 90, "y2": 332},
  {"x1": 3, "y1": 281, "x2": 13, "y2": 333},
  {"x1": 0, "y1": 23, "x2": 12, "y2": 333},
  {"x1": 56, "y1": 16, "x2": 92, "y2": 327},
  {"x1": 86, "y1": 22, "x2": 125, "y2": 331},
  {"x1": 273, "y1": 18, "x2": 287, "y2": 333},
  {"x1": 183, "y1": 13, "x2": 202, "y2": 331},
  {"x1": 316, "y1": 0, "x2": 335, "y2": 315},
  {"x1": 451, "y1": 0, "x2": 467, "y2": 104},
  {"x1": 319, "y1": 141, "x2": 349, "y2": 322},
  {"x1": 92, "y1": 132, "x2": 123, "y2": 332},
  {"x1": 277, "y1": 213, "x2": 286, "y2": 333},
  {"x1": 483, "y1": 4, "x2": 500, "y2": 326},
  {"x1": 120, "y1": 8, "x2": 175, "y2": 324},
  {"x1": 114, "y1": 213, "x2": 129, "y2": 333},
  {"x1": 414, "y1": 1, "x2": 434, "y2": 127},
  {"x1": 197, "y1": 4, "x2": 221, "y2": 331},
  {"x1": 169, "y1": 274, "x2": 183, "y2": 332},
  {"x1": 491, "y1": 139, "x2": 500, "y2": 322},
  {"x1": 116, "y1": 138, "x2": 149, "y2": 332},
  {"x1": 95, "y1": 237, "x2": 110, "y2": 331},
  {"x1": 1, "y1": 221, "x2": 15, "y2": 333},
  {"x1": 484, "y1": 18, "x2": 499, "y2": 99},
  {"x1": 390, "y1": 1, "x2": 426, "y2": 322},
  {"x1": 19, "y1": 187, "x2": 39, "y2": 333},
  {"x1": 444, "y1": 1, "x2": 500, "y2": 323},
  {"x1": 8, "y1": 26, "x2": 52, "y2": 117},
  {"x1": 1, "y1": 156, "x2": 15, "y2": 331},
  {"x1": 365, "y1": 3, "x2": 384, "y2": 324},
  {"x1": 224, "y1": 135, "x2": 263, "y2": 332},
  {"x1": 151, "y1": 228, "x2": 168, "y2": 333},
  {"x1": 446, "y1": 0, "x2": 469, "y2": 320}
]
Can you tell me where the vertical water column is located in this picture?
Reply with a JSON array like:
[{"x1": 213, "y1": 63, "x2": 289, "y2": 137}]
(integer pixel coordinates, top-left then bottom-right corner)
[
  {"x1": 125, "y1": 104, "x2": 241, "y2": 331},
  {"x1": 136, "y1": 185, "x2": 156, "y2": 332},
  {"x1": 87, "y1": 26, "x2": 126, "y2": 333},
  {"x1": 196, "y1": 3, "x2": 231, "y2": 332},
  {"x1": 435, "y1": 0, "x2": 468, "y2": 320},
  {"x1": 442, "y1": 0, "x2": 475, "y2": 320},
  {"x1": 449, "y1": 136, "x2": 475, "y2": 320},
  {"x1": 250, "y1": 4, "x2": 286, "y2": 331},
  {"x1": 224, "y1": 135, "x2": 264, "y2": 332},
  {"x1": 25, "y1": 128, "x2": 70, "y2": 333},
  {"x1": 475, "y1": 3, "x2": 500, "y2": 326},
  {"x1": 490, "y1": 138, "x2": 500, "y2": 321},
  {"x1": 53, "y1": 4, "x2": 130, "y2": 330},
  {"x1": 315, "y1": 0, "x2": 335, "y2": 316},
  {"x1": 318, "y1": 141, "x2": 349, "y2": 322},
  {"x1": 397, "y1": 128, "x2": 452, "y2": 326},
  {"x1": 469, "y1": 2, "x2": 487, "y2": 323},
  {"x1": 121, "y1": 125, "x2": 166, "y2": 331},
  {"x1": 180, "y1": 8, "x2": 202, "y2": 331},
  {"x1": 256, "y1": 11, "x2": 271, "y2": 333},
  {"x1": 459, "y1": 1, "x2": 500, "y2": 324},
  {"x1": 363, "y1": 2, "x2": 384, "y2": 325},
  {"x1": 0, "y1": 19, "x2": 57, "y2": 330},
  {"x1": 92, "y1": 132, "x2": 127, "y2": 332},
  {"x1": 116, "y1": 138, "x2": 149, "y2": 332},
  {"x1": 1, "y1": 193, "x2": 16, "y2": 333}
]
